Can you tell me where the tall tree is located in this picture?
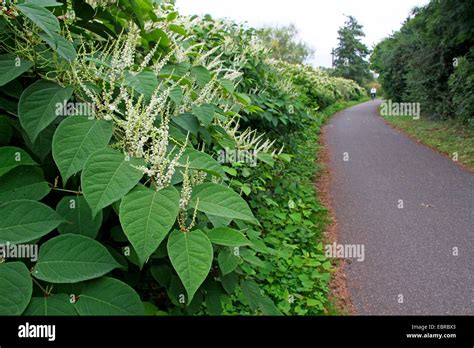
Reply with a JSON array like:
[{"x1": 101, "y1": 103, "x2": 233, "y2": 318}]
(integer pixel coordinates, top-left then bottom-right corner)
[
  {"x1": 258, "y1": 24, "x2": 314, "y2": 64},
  {"x1": 334, "y1": 16, "x2": 371, "y2": 85},
  {"x1": 370, "y1": 0, "x2": 474, "y2": 122}
]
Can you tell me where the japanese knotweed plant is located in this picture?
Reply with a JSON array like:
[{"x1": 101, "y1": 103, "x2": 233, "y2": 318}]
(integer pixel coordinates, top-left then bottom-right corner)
[{"x1": 0, "y1": 0, "x2": 365, "y2": 316}]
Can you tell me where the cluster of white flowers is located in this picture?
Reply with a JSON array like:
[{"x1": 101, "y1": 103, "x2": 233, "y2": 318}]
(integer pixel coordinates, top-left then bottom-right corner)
[
  {"x1": 135, "y1": 111, "x2": 188, "y2": 191},
  {"x1": 217, "y1": 117, "x2": 282, "y2": 156},
  {"x1": 85, "y1": 0, "x2": 118, "y2": 8},
  {"x1": 71, "y1": 26, "x2": 192, "y2": 191}
]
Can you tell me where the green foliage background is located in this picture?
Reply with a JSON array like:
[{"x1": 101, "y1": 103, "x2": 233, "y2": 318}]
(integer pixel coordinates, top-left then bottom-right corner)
[{"x1": 0, "y1": 0, "x2": 366, "y2": 316}]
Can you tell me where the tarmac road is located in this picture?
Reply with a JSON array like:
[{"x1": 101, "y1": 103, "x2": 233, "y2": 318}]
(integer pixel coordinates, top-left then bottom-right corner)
[{"x1": 323, "y1": 100, "x2": 474, "y2": 315}]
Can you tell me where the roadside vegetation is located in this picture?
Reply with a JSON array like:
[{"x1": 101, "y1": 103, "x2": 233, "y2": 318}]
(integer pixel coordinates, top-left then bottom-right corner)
[
  {"x1": 381, "y1": 115, "x2": 474, "y2": 170},
  {"x1": 0, "y1": 0, "x2": 366, "y2": 316}
]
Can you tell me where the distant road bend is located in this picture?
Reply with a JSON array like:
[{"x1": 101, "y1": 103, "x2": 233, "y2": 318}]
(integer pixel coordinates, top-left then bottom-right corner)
[{"x1": 323, "y1": 100, "x2": 474, "y2": 315}]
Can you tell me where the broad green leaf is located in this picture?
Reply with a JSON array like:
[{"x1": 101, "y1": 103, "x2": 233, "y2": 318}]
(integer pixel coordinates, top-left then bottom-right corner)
[
  {"x1": 166, "y1": 275, "x2": 185, "y2": 306},
  {"x1": 39, "y1": 31, "x2": 77, "y2": 62},
  {"x1": 0, "y1": 262, "x2": 33, "y2": 315},
  {"x1": 207, "y1": 227, "x2": 251, "y2": 247},
  {"x1": 18, "y1": 80, "x2": 73, "y2": 143},
  {"x1": 105, "y1": 245, "x2": 128, "y2": 271},
  {"x1": 144, "y1": 28, "x2": 170, "y2": 47},
  {"x1": 241, "y1": 277, "x2": 280, "y2": 315},
  {"x1": 171, "y1": 113, "x2": 199, "y2": 135},
  {"x1": 124, "y1": 70, "x2": 158, "y2": 100},
  {"x1": 169, "y1": 85, "x2": 183, "y2": 105},
  {"x1": 166, "y1": 11, "x2": 178, "y2": 21},
  {"x1": 0, "y1": 146, "x2": 37, "y2": 177},
  {"x1": 25, "y1": 0, "x2": 63, "y2": 7},
  {"x1": 32, "y1": 234, "x2": 120, "y2": 283},
  {"x1": 190, "y1": 183, "x2": 257, "y2": 223},
  {"x1": 185, "y1": 288, "x2": 203, "y2": 315},
  {"x1": 0, "y1": 116, "x2": 12, "y2": 145},
  {"x1": 150, "y1": 264, "x2": 172, "y2": 288},
  {"x1": 177, "y1": 148, "x2": 225, "y2": 178},
  {"x1": 221, "y1": 272, "x2": 238, "y2": 294},
  {"x1": 23, "y1": 294, "x2": 77, "y2": 316},
  {"x1": 167, "y1": 229, "x2": 213, "y2": 303},
  {"x1": 56, "y1": 196, "x2": 102, "y2": 239},
  {"x1": 205, "y1": 292, "x2": 222, "y2": 315},
  {"x1": 143, "y1": 301, "x2": 159, "y2": 315},
  {"x1": 207, "y1": 214, "x2": 232, "y2": 228},
  {"x1": 0, "y1": 166, "x2": 50, "y2": 203},
  {"x1": 23, "y1": 121, "x2": 56, "y2": 162},
  {"x1": 192, "y1": 104, "x2": 215, "y2": 127},
  {"x1": 16, "y1": 3, "x2": 60, "y2": 37},
  {"x1": 0, "y1": 200, "x2": 63, "y2": 244},
  {"x1": 52, "y1": 116, "x2": 113, "y2": 183},
  {"x1": 217, "y1": 248, "x2": 240, "y2": 275},
  {"x1": 81, "y1": 148, "x2": 145, "y2": 217},
  {"x1": 74, "y1": 277, "x2": 144, "y2": 315},
  {"x1": 0, "y1": 54, "x2": 34, "y2": 87},
  {"x1": 119, "y1": 186, "x2": 179, "y2": 268}
]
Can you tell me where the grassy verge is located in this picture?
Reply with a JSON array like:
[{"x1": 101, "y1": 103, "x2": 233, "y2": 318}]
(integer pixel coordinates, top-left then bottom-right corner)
[
  {"x1": 380, "y1": 113, "x2": 474, "y2": 170},
  {"x1": 320, "y1": 98, "x2": 369, "y2": 123},
  {"x1": 246, "y1": 98, "x2": 368, "y2": 315}
]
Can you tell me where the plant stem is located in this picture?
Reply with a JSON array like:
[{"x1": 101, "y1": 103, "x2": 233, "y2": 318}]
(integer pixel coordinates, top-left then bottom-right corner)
[
  {"x1": 31, "y1": 276, "x2": 49, "y2": 297},
  {"x1": 49, "y1": 184, "x2": 82, "y2": 195}
]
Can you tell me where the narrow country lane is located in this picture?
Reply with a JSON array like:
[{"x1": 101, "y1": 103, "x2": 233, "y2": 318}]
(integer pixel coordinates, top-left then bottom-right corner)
[{"x1": 323, "y1": 100, "x2": 474, "y2": 315}]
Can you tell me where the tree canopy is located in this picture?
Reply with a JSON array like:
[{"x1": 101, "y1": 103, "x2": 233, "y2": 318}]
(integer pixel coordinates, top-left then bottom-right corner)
[
  {"x1": 258, "y1": 24, "x2": 315, "y2": 64},
  {"x1": 371, "y1": 0, "x2": 474, "y2": 124}
]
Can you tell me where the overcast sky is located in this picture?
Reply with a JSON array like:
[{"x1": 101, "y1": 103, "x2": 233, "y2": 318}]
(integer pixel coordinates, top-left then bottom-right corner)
[{"x1": 176, "y1": 0, "x2": 430, "y2": 67}]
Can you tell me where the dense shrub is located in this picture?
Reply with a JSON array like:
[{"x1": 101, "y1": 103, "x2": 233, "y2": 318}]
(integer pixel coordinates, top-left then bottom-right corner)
[{"x1": 371, "y1": 0, "x2": 474, "y2": 123}]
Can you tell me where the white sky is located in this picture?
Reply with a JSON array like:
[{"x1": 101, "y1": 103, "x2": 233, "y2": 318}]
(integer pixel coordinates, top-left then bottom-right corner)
[{"x1": 175, "y1": 0, "x2": 430, "y2": 67}]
